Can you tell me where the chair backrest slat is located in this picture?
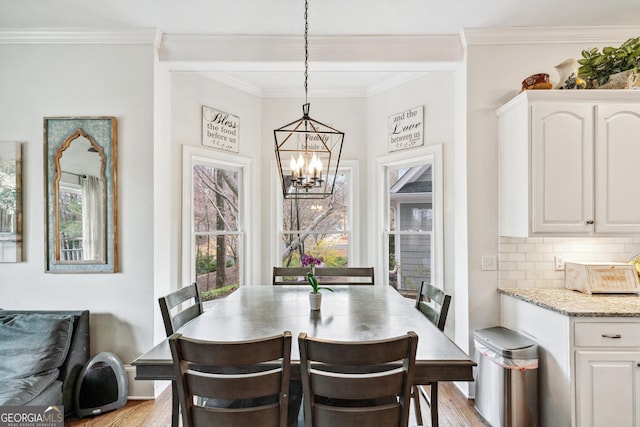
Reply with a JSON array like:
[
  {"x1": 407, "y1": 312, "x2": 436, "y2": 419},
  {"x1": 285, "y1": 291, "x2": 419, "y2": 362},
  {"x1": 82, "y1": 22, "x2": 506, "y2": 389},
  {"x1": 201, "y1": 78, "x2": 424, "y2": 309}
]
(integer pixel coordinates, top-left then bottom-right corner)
[
  {"x1": 192, "y1": 404, "x2": 280, "y2": 426},
  {"x1": 315, "y1": 403, "x2": 401, "y2": 427},
  {"x1": 159, "y1": 283, "x2": 203, "y2": 336},
  {"x1": 273, "y1": 267, "x2": 375, "y2": 286},
  {"x1": 313, "y1": 267, "x2": 374, "y2": 286},
  {"x1": 170, "y1": 331, "x2": 292, "y2": 427},
  {"x1": 299, "y1": 331, "x2": 417, "y2": 427},
  {"x1": 415, "y1": 281, "x2": 451, "y2": 331},
  {"x1": 273, "y1": 267, "x2": 312, "y2": 285}
]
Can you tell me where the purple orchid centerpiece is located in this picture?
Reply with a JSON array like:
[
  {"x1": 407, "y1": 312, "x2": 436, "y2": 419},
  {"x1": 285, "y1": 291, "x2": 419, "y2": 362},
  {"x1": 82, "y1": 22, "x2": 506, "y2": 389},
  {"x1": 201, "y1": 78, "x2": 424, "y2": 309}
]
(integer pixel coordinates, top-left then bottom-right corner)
[
  {"x1": 301, "y1": 254, "x2": 333, "y2": 294},
  {"x1": 301, "y1": 254, "x2": 322, "y2": 268}
]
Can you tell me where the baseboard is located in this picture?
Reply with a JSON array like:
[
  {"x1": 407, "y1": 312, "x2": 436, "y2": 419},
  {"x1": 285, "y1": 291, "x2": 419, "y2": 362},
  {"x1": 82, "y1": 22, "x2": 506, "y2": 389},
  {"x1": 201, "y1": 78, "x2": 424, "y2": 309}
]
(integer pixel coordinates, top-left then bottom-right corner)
[
  {"x1": 124, "y1": 365, "x2": 154, "y2": 400},
  {"x1": 454, "y1": 380, "x2": 473, "y2": 399}
]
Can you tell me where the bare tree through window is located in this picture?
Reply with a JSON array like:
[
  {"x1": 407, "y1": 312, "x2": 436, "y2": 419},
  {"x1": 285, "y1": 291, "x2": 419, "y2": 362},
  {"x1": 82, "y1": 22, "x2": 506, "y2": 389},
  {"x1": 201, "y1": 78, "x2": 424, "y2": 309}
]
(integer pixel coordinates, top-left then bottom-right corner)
[
  {"x1": 193, "y1": 164, "x2": 241, "y2": 300},
  {"x1": 280, "y1": 172, "x2": 349, "y2": 268}
]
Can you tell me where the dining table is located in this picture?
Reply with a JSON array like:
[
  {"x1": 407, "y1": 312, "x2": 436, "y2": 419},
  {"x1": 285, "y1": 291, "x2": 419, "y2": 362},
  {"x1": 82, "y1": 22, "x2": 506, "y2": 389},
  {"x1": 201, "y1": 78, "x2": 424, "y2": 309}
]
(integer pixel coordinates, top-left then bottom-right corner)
[{"x1": 133, "y1": 285, "x2": 476, "y2": 426}]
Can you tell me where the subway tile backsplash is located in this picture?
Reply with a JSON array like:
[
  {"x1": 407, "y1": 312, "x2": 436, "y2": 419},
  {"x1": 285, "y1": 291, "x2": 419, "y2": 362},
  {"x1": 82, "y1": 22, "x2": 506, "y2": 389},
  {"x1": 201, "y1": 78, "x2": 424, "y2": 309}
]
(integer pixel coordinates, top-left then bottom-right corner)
[{"x1": 498, "y1": 236, "x2": 640, "y2": 289}]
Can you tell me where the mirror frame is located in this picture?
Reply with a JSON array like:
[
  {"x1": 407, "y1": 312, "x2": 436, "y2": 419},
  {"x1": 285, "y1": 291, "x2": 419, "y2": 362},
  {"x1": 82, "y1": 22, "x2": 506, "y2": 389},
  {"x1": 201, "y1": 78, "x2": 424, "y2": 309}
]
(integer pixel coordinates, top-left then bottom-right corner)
[{"x1": 44, "y1": 116, "x2": 118, "y2": 273}]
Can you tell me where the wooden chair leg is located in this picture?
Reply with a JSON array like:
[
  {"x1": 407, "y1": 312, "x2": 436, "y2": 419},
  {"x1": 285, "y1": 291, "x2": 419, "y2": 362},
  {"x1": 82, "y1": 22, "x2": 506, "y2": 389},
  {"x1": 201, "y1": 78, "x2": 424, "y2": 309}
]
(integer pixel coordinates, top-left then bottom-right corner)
[
  {"x1": 412, "y1": 385, "x2": 423, "y2": 425},
  {"x1": 171, "y1": 380, "x2": 180, "y2": 427}
]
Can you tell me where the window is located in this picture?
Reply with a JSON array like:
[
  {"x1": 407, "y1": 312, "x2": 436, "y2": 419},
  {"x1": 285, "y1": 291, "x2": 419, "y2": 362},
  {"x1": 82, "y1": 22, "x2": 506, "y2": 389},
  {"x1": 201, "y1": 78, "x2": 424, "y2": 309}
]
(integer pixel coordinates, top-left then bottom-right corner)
[
  {"x1": 382, "y1": 146, "x2": 442, "y2": 296},
  {"x1": 57, "y1": 176, "x2": 105, "y2": 262},
  {"x1": 58, "y1": 182, "x2": 83, "y2": 260},
  {"x1": 183, "y1": 146, "x2": 249, "y2": 300},
  {"x1": 275, "y1": 161, "x2": 356, "y2": 268}
]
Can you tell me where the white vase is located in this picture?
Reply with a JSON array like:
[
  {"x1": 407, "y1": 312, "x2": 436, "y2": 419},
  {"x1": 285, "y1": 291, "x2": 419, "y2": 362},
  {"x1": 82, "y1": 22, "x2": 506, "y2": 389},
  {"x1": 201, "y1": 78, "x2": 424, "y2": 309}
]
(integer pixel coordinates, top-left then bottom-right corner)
[
  {"x1": 554, "y1": 58, "x2": 579, "y2": 89},
  {"x1": 309, "y1": 292, "x2": 322, "y2": 311}
]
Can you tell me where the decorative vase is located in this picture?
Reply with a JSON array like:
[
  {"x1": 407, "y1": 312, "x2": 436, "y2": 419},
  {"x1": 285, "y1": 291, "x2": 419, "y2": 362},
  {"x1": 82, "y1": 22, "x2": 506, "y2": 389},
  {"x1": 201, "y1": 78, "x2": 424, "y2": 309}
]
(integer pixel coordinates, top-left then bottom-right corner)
[
  {"x1": 309, "y1": 292, "x2": 322, "y2": 311},
  {"x1": 554, "y1": 58, "x2": 579, "y2": 89}
]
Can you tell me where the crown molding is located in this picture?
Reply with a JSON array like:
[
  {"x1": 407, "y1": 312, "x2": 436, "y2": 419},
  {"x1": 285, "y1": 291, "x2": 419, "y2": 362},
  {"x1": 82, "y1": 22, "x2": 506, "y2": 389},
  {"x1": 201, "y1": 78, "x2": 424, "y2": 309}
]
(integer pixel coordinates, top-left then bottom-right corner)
[
  {"x1": 464, "y1": 26, "x2": 640, "y2": 45},
  {"x1": 199, "y1": 72, "x2": 264, "y2": 97},
  {"x1": 204, "y1": 70, "x2": 449, "y2": 99},
  {"x1": 178, "y1": 62, "x2": 459, "y2": 98},
  {"x1": 198, "y1": 70, "x2": 397, "y2": 98},
  {"x1": 0, "y1": 28, "x2": 159, "y2": 45}
]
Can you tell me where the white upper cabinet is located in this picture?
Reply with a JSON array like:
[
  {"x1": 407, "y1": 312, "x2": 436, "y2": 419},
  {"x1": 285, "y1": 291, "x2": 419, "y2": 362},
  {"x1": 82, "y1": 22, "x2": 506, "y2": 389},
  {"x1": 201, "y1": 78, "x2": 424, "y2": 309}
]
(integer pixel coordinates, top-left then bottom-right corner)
[
  {"x1": 595, "y1": 104, "x2": 640, "y2": 233},
  {"x1": 497, "y1": 91, "x2": 640, "y2": 237}
]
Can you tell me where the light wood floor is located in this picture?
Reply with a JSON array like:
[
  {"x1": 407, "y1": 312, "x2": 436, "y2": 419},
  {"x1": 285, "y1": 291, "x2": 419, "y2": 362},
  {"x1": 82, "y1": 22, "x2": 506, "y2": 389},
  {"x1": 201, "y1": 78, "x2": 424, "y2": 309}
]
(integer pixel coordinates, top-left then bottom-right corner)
[{"x1": 66, "y1": 382, "x2": 489, "y2": 426}]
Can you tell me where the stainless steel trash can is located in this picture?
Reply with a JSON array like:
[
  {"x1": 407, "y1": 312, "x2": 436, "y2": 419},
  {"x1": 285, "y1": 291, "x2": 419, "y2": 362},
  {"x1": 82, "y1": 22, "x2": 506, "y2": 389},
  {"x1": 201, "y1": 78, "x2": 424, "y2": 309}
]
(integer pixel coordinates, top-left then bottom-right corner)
[{"x1": 474, "y1": 326, "x2": 538, "y2": 427}]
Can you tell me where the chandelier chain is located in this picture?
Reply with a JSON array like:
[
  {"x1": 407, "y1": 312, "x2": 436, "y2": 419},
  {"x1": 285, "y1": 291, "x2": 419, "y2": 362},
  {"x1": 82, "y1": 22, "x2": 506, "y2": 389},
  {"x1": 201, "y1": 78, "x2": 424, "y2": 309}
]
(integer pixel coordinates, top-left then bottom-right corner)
[
  {"x1": 273, "y1": 0, "x2": 344, "y2": 199},
  {"x1": 304, "y1": 0, "x2": 309, "y2": 105}
]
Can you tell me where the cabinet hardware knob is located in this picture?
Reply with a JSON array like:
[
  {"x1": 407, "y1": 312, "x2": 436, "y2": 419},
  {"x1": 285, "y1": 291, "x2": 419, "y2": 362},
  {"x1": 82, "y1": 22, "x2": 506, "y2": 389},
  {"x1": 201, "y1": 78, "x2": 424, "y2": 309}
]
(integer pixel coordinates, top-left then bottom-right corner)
[
  {"x1": 602, "y1": 333, "x2": 622, "y2": 339},
  {"x1": 586, "y1": 220, "x2": 594, "y2": 225}
]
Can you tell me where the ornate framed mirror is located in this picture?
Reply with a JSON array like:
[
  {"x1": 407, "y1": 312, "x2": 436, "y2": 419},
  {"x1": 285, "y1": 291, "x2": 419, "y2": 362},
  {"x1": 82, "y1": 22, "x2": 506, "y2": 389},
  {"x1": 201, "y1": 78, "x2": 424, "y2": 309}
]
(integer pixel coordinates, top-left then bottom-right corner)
[{"x1": 44, "y1": 117, "x2": 117, "y2": 273}]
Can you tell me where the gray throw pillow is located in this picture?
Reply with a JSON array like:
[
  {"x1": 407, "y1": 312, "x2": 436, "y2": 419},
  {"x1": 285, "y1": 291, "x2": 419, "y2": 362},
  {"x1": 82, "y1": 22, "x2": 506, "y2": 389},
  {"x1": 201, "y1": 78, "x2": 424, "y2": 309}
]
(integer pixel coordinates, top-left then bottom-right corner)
[{"x1": 0, "y1": 314, "x2": 74, "y2": 379}]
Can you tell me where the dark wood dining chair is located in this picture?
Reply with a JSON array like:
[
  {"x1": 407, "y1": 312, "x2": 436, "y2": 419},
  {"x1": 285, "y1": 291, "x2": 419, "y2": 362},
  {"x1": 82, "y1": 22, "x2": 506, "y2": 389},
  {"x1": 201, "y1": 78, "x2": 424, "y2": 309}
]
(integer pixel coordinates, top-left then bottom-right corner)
[
  {"x1": 298, "y1": 331, "x2": 418, "y2": 427},
  {"x1": 313, "y1": 267, "x2": 375, "y2": 285},
  {"x1": 159, "y1": 283, "x2": 203, "y2": 337},
  {"x1": 412, "y1": 281, "x2": 451, "y2": 427},
  {"x1": 169, "y1": 331, "x2": 292, "y2": 427},
  {"x1": 273, "y1": 266, "x2": 312, "y2": 285},
  {"x1": 158, "y1": 283, "x2": 203, "y2": 427}
]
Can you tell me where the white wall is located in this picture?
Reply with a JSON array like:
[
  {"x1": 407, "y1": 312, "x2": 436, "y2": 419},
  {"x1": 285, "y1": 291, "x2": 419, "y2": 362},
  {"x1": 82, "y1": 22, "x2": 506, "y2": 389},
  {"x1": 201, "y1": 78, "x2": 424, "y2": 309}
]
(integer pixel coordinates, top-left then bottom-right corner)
[
  {"x1": 170, "y1": 73, "x2": 262, "y2": 285},
  {"x1": 0, "y1": 42, "x2": 156, "y2": 370},
  {"x1": 367, "y1": 72, "x2": 458, "y2": 328}
]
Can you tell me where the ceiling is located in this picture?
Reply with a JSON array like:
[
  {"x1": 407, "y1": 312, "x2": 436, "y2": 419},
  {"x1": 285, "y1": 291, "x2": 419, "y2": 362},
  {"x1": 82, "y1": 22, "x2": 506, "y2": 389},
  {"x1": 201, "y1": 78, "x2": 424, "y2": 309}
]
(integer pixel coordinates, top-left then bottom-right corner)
[{"x1": 2, "y1": 0, "x2": 639, "y2": 96}]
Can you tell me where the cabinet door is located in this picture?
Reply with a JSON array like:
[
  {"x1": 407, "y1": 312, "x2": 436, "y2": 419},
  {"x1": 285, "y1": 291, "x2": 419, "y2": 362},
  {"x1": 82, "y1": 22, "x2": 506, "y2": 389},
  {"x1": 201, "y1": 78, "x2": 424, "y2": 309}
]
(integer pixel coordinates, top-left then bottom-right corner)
[
  {"x1": 595, "y1": 104, "x2": 640, "y2": 233},
  {"x1": 531, "y1": 104, "x2": 593, "y2": 234},
  {"x1": 575, "y1": 350, "x2": 640, "y2": 427}
]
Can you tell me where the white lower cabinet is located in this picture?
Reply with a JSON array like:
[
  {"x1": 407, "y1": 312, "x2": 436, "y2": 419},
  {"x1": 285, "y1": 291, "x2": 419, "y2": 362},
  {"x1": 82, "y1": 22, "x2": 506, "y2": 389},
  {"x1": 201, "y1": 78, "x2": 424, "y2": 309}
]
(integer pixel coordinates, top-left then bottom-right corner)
[
  {"x1": 574, "y1": 320, "x2": 640, "y2": 427},
  {"x1": 501, "y1": 295, "x2": 640, "y2": 427},
  {"x1": 575, "y1": 350, "x2": 640, "y2": 427}
]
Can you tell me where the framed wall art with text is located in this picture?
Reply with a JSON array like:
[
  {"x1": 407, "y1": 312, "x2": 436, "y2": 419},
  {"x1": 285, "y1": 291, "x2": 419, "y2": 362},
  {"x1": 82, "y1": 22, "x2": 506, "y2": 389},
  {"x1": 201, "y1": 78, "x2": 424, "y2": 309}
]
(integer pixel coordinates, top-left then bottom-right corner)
[
  {"x1": 388, "y1": 105, "x2": 424, "y2": 152},
  {"x1": 202, "y1": 106, "x2": 239, "y2": 153}
]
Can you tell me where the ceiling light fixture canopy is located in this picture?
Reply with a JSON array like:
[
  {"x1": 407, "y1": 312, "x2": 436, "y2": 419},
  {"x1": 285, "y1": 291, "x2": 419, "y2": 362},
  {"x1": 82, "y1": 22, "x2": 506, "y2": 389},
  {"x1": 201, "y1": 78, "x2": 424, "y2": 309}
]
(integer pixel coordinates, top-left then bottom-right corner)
[{"x1": 274, "y1": 0, "x2": 345, "y2": 200}]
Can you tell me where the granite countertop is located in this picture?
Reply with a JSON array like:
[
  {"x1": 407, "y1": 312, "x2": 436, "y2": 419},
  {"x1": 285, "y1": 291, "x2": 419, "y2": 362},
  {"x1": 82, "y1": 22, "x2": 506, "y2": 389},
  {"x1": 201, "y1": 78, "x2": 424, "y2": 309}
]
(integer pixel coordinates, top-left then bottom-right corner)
[{"x1": 498, "y1": 288, "x2": 640, "y2": 317}]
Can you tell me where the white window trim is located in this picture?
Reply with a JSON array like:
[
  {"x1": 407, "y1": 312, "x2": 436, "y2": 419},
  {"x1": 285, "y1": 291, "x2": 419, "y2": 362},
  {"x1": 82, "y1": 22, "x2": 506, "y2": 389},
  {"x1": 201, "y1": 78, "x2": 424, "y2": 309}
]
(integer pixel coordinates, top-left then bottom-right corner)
[
  {"x1": 270, "y1": 159, "x2": 359, "y2": 269},
  {"x1": 182, "y1": 145, "x2": 252, "y2": 289},
  {"x1": 375, "y1": 144, "x2": 443, "y2": 288}
]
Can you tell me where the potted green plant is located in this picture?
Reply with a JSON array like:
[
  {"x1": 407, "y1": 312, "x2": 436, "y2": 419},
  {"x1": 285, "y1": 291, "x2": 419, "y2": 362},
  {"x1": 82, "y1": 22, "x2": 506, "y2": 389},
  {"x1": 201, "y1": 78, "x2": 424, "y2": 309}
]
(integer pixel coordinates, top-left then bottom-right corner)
[
  {"x1": 306, "y1": 271, "x2": 333, "y2": 310},
  {"x1": 578, "y1": 37, "x2": 640, "y2": 88}
]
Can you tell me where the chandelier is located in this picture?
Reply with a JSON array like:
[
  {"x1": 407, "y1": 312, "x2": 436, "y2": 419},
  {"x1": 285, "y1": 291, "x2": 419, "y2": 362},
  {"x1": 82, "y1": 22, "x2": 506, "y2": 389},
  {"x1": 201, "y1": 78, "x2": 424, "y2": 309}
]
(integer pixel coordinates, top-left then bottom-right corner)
[{"x1": 273, "y1": 0, "x2": 345, "y2": 200}]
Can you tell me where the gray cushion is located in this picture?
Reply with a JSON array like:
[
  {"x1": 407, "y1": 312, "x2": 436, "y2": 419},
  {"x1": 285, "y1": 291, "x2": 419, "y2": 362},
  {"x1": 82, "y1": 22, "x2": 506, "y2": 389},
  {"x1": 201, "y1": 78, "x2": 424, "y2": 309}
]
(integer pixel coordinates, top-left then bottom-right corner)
[
  {"x1": 0, "y1": 314, "x2": 74, "y2": 379},
  {"x1": 25, "y1": 378, "x2": 63, "y2": 407},
  {"x1": 0, "y1": 371, "x2": 60, "y2": 405}
]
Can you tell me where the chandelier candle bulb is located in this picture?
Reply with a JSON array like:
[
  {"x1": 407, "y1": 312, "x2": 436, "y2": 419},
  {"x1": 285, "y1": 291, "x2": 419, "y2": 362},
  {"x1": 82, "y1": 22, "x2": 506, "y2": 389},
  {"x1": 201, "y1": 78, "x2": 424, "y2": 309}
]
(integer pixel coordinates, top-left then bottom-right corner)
[
  {"x1": 290, "y1": 157, "x2": 297, "y2": 180},
  {"x1": 297, "y1": 154, "x2": 304, "y2": 179},
  {"x1": 310, "y1": 154, "x2": 320, "y2": 179}
]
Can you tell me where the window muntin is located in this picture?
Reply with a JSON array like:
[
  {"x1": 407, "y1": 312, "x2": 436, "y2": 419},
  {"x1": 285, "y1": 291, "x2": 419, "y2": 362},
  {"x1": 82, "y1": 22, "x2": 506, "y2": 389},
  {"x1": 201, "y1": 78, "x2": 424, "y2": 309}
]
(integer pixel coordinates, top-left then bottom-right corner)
[
  {"x1": 279, "y1": 171, "x2": 351, "y2": 268},
  {"x1": 386, "y1": 158, "x2": 437, "y2": 297},
  {"x1": 184, "y1": 149, "x2": 247, "y2": 300}
]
